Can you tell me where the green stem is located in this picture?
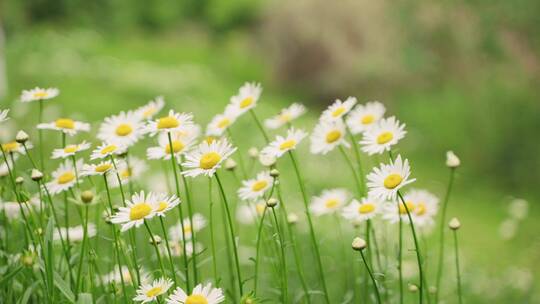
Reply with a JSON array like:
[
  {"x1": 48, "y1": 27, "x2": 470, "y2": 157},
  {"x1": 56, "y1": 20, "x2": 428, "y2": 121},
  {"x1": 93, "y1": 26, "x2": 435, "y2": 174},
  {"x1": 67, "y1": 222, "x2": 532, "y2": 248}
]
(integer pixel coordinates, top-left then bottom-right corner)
[
  {"x1": 453, "y1": 230, "x2": 463, "y2": 304},
  {"x1": 253, "y1": 207, "x2": 267, "y2": 296},
  {"x1": 208, "y1": 179, "x2": 218, "y2": 285},
  {"x1": 178, "y1": 161, "x2": 199, "y2": 286},
  {"x1": 435, "y1": 169, "x2": 455, "y2": 303},
  {"x1": 271, "y1": 207, "x2": 288, "y2": 303},
  {"x1": 226, "y1": 128, "x2": 247, "y2": 179},
  {"x1": 144, "y1": 221, "x2": 167, "y2": 279},
  {"x1": 159, "y1": 217, "x2": 178, "y2": 286},
  {"x1": 75, "y1": 205, "x2": 89, "y2": 294},
  {"x1": 360, "y1": 249, "x2": 382, "y2": 304},
  {"x1": 398, "y1": 211, "x2": 404, "y2": 304},
  {"x1": 338, "y1": 145, "x2": 363, "y2": 197},
  {"x1": 345, "y1": 125, "x2": 366, "y2": 196},
  {"x1": 249, "y1": 109, "x2": 270, "y2": 143},
  {"x1": 38, "y1": 99, "x2": 45, "y2": 171}
]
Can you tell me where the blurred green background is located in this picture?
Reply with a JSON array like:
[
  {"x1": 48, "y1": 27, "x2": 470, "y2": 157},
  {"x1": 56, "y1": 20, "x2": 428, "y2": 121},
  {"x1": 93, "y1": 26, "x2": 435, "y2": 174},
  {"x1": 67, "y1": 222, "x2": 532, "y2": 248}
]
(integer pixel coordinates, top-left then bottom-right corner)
[{"x1": 1, "y1": 0, "x2": 539, "y2": 302}]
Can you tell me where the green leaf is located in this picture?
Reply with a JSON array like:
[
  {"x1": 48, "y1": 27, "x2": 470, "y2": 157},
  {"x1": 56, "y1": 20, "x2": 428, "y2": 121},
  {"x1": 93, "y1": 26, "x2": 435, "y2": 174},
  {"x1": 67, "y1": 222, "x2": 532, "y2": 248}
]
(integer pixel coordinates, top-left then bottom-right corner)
[
  {"x1": 0, "y1": 265, "x2": 23, "y2": 286},
  {"x1": 19, "y1": 281, "x2": 39, "y2": 304},
  {"x1": 54, "y1": 271, "x2": 75, "y2": 303}
]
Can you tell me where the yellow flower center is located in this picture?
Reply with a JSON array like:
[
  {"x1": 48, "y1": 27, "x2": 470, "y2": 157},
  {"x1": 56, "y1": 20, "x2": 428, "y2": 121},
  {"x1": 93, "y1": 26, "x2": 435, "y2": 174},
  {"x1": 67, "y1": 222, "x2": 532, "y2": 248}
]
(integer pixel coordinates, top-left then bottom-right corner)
[
  {"x1": 255, "y1": 203, "x2": 266, "y2": 215},
  {"x1": 145, "y1": 286, "x2": 163, "y2": 297},
  {"x1": 251, "y1": 180, "x2": 268, "y2": 192},
  {"x1": 64, "y1": 145, "x2": 78, "y2": 153},
  {"x1": 95, "y1": 163, "x2": 112, "y2": 173},
  {"x1": 185, "y1": 294, "x2": 208, "y2": 304},
  {"x1": 157, "y1": 201, "x2": 168, "y2": 212},
  {"x1": 358, "y1": 203, "x2": 375, "y2": 214},
  {"x1": 377, "y1": 131, "x2": 394, "y2": 144},
  {"x1": 115, "y1": 123, "x2": 133, "y2": 136},
  {"x1": 121, "y1": 169, "x2": 131, "y2": 179},
  {"x1": 57, "y1": 172, "x2": 75, "y2": 184},
  {"x1": 399, "y1": 201, "x2": 415, "y2": 215},
  {"x1": 55, "y1": 118, "x2": 75, "y2": 129},
  {"x1": 129, "y1": 203, "x2": 152, "y2": 220},
  {"x1": 239, "y1": 96, "x2": 254, "y2": 109},
  {"x1": 416, "y1": 202, "x2": 426, "y2": 215},
  {"x1": 217, "y1": 118, "x2": 230, "y2": 129},
  {"x1": 33, "y1": 91, "x2": 48, "y2": 98},
  {"x1": 279, "y1": 139, "x2": 296, "y2": 151},
  {"x1": 184, "y1": 224, "x2": 192, "y2": 234},
  {"x1": 142, "y1": 107, "x2": 156, "y2": 118},
  {"x1": 100, "y1": 145, "x2": 117, "y2": 155},
  {"x1": 325, "y1": 199, "x2": 339, "y2": 209},
  {"x1": 279, "y1": 113, "x2": 292, "y2": 122},
  {"x1": 165, "y1": 140, "x2": 184, "y2": 154},
  {"x1": 2, "y1": 142, "x2": 19, "y2": 152},
  {"x1": 332, "y1": 106, "x2": 345, "y2": 117},
  {"x1": 383, "y1": 174, "x2": 403, "y2": 189},
  {"x1": 361, "y1": 114, "x2": 375, "y2": 125},
  {"x1": 199, "y1": 152, "x2": 221, "y2": 169},
  {"x1": 325, "y1": 130, "x2": 342, "y2": 143},
  {"x1": 157, "y1": 116, "x2": 179, "y2": 129}
]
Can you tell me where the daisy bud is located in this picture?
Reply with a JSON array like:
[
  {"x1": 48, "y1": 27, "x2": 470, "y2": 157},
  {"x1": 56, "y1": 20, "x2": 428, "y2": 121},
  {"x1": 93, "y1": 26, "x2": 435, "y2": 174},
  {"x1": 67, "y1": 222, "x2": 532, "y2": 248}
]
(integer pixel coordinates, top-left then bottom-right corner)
[
  {"x1": 449, "y1": 217, "x2": 461, "y2": 230},
  {"x1": 149, "y1": 235, "x2": 162, "y2": 245},
  {"x1": 287, "y1": 212, "x2": 299, "y2": 224},
  {"x1": 21, "y1": 252, "x2": 35, "y2": 267},
  {"x1": 81, "y1": 190, "x2": 94, "y2": 204},
  {"x1": 259, "y1": 153, "x2": 276, "y2": 167},
  {"x1": 270, "y1": 169, "x2": 280, "y2": 177},
  {"x1": 266, "y1": 198, "x2": 278, "y2": 208},
  {"x1": 15, "y1": 130, "x2": 29, "y2": 144},
  {"x1": 31, "y1": 169, "x2": 44, "y2": 181},
  {"x1": 224, "y1": 159, "x2": 237, "y2": 171},
  {"x1": 15, "y1": 176, "x2": 24, "y2": 184},
  {"x1": 408, "y1": 284, "x2": 419, "y2": 292},
  {"x1": 446, "y1": 151, "x2": 460, "y2": 168},
  {"x1": 248, "y1": 147, "x2": 259, "y2": 158},
  {"x1": 241, "y1": 295, "x2": 258, "y2": 304},
  {"x1": 351, "y1": 237, "x2": 367, "y2": 251}
]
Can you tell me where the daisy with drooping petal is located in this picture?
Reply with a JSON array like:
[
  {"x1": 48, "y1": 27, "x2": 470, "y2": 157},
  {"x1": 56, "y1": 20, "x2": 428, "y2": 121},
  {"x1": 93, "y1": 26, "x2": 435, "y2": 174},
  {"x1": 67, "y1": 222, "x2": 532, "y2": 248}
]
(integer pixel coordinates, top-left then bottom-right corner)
[
  {"x1": 228, "y1": 82, "x2": 262, "y2": 115},
  {"x1": 98, "y1": 111, "x2": 143, "y2": 148},
  {"x1": 37, "y1": 118, "x2": 90, "y2": 136},
  {"x1": 90, "y1": 142, "x2": 126, "y2": 160},
  {"x1": 153, "y1": 193, "x2": 180, "y2": 217},
  {"x1": 81, "y1": 161, "x2": 114, "y2": 177},
  {"x1": 310, "y1": 188, "x2": 349, "y2": 216},
  {"x1": 44, "y1": 159, "x2": 83, "y2": 195},
  {"x1": 360, "y1": 116, "x2": 406, "y2": 155},
  {"x1": 147, "y1": 126, "x2": 200, "y2": 160},
  {"x1": 53, "y1": 224, "x2": 96, "y2": 242},
  {"x1": 20, "y1": 87, "x2": 59, "y2": 103},
  {"x1": 310, "y1": 119, "x2": 349, "y2": 154},
  {"x1": 366, "y1": 155, "x2": 416, "y2": 201},
  {"x1": 320, "y1": 97, "x2": 357, "y2": 122},
  {"x1": 260, "y1": 128, "x2": 307, "y2": 159},
  {"x1": 238, "y1": 171, "x2": 273, "y2": 200},
  {"x1": 206, "y1": 109, "x2": 240, "y2": 137},
  {"x1": 134, "y1": 277, "x2": 173, "y2": 303},
  {"x1": 144, "y1": 110, "x2": 194, "y2": 137},
  {"x1": 107, "y1": 157, "x2": 147, "y2": 188},
  {"x1": 346, "y1": 101, "x2": 386, "y2": 134},
  {"x1": 111, "y1": 191, "x2": 157, "y2": 232},
  {"x1": 264, "y1": 103, "x2": 306, "y2": 129},
  {"x1": 167, "y1": 283, "x2": 225, "y2": 304},
  {"x1": 342, "y1": 196, "x2": 385, "y2": 223},
  {"x1": 169, "y1": 213, "x2": 207, "y2": 241},
  {"x1": 52, "y1": 141, "x2": 91, "y2": 159},
  {"x1": 181, "y1": 138, "x2": 236, "y2": 177},
  {"x1": 1, "y1": 141, "x2": 33, "y2": 155},
  {"x1": 0, "y1": 109, "x2": 9, "y2": 123},
  {"x1": 135, "y1": 96, "x2": 165, "y2": 120}
]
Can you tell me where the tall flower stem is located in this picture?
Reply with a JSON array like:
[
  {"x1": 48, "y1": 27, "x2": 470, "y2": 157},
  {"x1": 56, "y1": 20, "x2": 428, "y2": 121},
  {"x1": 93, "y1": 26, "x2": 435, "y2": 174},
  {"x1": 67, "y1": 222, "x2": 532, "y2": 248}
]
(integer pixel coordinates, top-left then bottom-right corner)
[
  {"x1": 435, "y1": 168, "x2": 456, "y2": 302},
  {"x1": 359, "y1": 248, "x2": 382, "y2": 304},
  {"x1": 178, "y1": 161, "x2": 199, "y2": 285},
  {"x1": 270, "y1": 207, "x2": 288, "y2": 303},
  {"x1": 38, "y1": 99, "x2": 45, "y2": 171},
  {"x1": 288, "y1": 151, "x2": 330, "y2": 304},
  {"x1": 249, "y1": 109, "x2": 270, "y2": 143},
  {"x1": 103, "y1": 175, "x2": 128, "y2": 304},
  {"x1": 226, "y1": 128, "x2": 248, "y2": 178},
  {"x1": 345, "y1": 126, "x2": 366, "y2": 195},
  {"x1": 338, "y1": 146, "x2": 363, "y2": 197},
  {"x1": 166, "y1": 132, "x2": 190, "y2": 291},
  {"x1": 144, "y1": 221, "x2": 167, "y2": 278},
  {"x1": 452, "y1": 229, "x2": 463, "y2": 304},
  {"x1": 214, "y1": 172, "x2": 243, "y2": 296},
  {"x1": 398, "y1": 191, "x2": 424, "y2": 304},
  {"x1": 75, "y1": 205, "x2": 89, "y2": 294},
  {"x1": 398, "y1": 211, "x2": 404, "y2": 304},
  {"x1": 208, "y1": 179, "x2": 218, "y2": 284},
  {"x1": 253, "y1": 207, "x2": 267, "y2": 296},
  {"x1": 159, "y1": 217, "x2": 177, "y2": 286}
]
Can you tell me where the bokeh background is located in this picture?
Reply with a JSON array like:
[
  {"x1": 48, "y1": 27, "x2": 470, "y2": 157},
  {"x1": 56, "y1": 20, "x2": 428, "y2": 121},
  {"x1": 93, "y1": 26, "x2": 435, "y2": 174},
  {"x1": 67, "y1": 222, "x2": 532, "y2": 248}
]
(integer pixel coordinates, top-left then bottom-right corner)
[{"x1": 1, "y1": 0, "x2": 539, "y2": 302}]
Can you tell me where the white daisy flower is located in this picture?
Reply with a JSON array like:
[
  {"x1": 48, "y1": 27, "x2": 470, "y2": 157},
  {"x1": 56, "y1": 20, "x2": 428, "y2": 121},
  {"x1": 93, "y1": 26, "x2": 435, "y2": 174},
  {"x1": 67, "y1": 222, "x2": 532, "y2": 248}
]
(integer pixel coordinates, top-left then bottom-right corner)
[
  {"x1": 264, "y1": 103, "x2": 306, "y2": 129},
  {"x1": 51, "y1": 141, "x2": 91, "y2": 159},
  {"x1": 81, "y1": 161, "x2": 114, "y2": 177},
  {"x1": 260, "y1": 127, "x2": 307, "y2": 159},
  {"x1": 310, "y1": 119, "x2": 349, "y2": 154},
  {"x1": 236, "y1": 201, "x2": 267, "y2": 225},
  {"x1": 98, "y1": 111, "x2": 144, "y2": 148},
  {"x1": 144, "y1": 110, "x2": 194, "y2": 137},
  {"x1": 205, "y1": 108, "x2": 240, "y2": 137},
  {"x1": 360, "y1": 116, "x2": 406, "y2": 155},
  {"x1": 44, "y1": 159, "x2": 83, "y2": 195},
  {"x1": 169, "y1": 213, "x2": 207, "y2": 241},
  {"x1": 228, "y1": 82, "x2": 262, "y2": 115},
  {"x1": 53, "y1": 224, "x2": 96, "y2": 242},
  {"x1": 320, "y1": 97, "x2": 357, "y2": 122},
  {"x1": 107, "y1": 157, "x2": 147, "y2": 188},
  {"x1": 366, "y1": 155, "x2": 416, "y2": 201},
  {"x1": 346, "y1": 101, "x2": 386, "y2": 134},
  {"x1": 135, "y1": 96, "x2": 165, "y2": 120},
  {"x1": 90, "y1": 142, "x2": 126, "y2": 160},
  {"x1": 238, "y1": 171, "x2": 273, "y2": 201},
  {"x1": 153, "y1": 193, "x2": 180, "y2": 217},
  {"x1": 396, "y1": 189, "x2": 439, "y2": 227},
  {"x1": 0, "y1": 201, "x2": 24, "y2": 219},
  {"x1": 0, "y1": 109, "x2": 9, "y2": 123},
  {"x1": 20, "y1": 87, "x2": 59, "y2": 103},
  {"x1": 342, "y1": 196, "x2": 385, "y2": 223},
  {"x1": 147, "y1": 127, "x2": 200, "y2": 160},
  {"x1": 111, "y1": 191, "x2": 157, "y2": 232},
  {"x1": 310, "y1": 188, "x2": 349, "y2": 216},
  {"x1": 167, "y1": 241, "x2": 203, "y2": 258},
  {"x1": 134, "y1": 277, "x2": 173, "y2": 303},
  {"x1": 181, "y1": 139, "x2": 236, "y2": 177},
  {"x1": 37, "y1": 118, "x2": 90, "y2": 136},
  {"x1": 1, "y1": 141, "x2": 33, "y2": 155},
  {"x1": 167, "y1": 283, "x2": 225, "y2": 304}
]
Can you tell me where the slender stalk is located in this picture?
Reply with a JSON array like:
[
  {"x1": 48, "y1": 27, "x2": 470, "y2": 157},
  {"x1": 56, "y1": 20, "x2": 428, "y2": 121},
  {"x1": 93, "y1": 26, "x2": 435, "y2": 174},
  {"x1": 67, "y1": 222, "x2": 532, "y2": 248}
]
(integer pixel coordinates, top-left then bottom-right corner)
[
  {"x1": 345, "y1": 125, "x2": 366, "y2": 196},
  {"x1": 208, "y1": 179, "x2": 218, "y2": 285},
  {"x1": 249, "y1": 109, "x2": 270, "y2": 143},
  {"x1": 398, "y1": 211, "x2": 404, "y2": 304},
  {"x1": 159, "y1": 217, "x2": 178, "y2": 286},
  {"x1": 359, "y1": 249, "x2": 382, "y2": 304},
  {"x1": 214, "y1": 173, "x2": 244, "y2": 296},
  {"x1": 288, "y1": 151, "x2": 330, "y2": 304},
  {"x1": 338, "y1": 146, "x2": 363, "y2": 197},
  {"x1": 144, "y1": 221, "x2": 167, "y2": 278},
  {"x1": 75, "y1": 205, "x2": 89, "y2": 294},
  {"x1": 178, "y1": 161, "x2": 199, "y2": 285},
  {"x1": 270, "y1": 207, "x2": 288, "y2": 303},
  {"x1": 435, "y1": 168, "x2": 455, "y2": 302},
  {"x1": 453, "y1": 230, "x2": 463, "y2": 304},
  {"x1": 38, "y1": 99, "x2": 45, "y2": 171},
  {"x1": 226, "y1": 128, "x2": 247, "y2": 179},
  {"x1": 363, "y1": 220, "x2": 372, "y2": 303},
  {"x1": 253, "y1": 207, "x2": 267, "y2": 296}
]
